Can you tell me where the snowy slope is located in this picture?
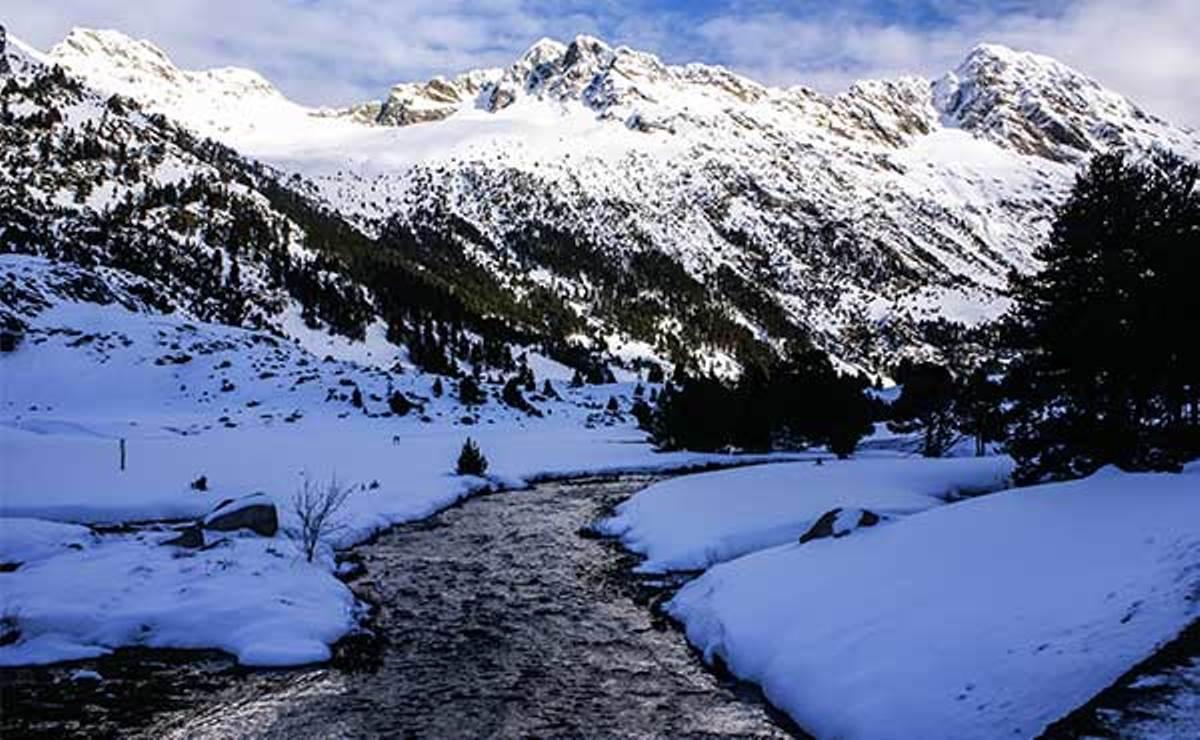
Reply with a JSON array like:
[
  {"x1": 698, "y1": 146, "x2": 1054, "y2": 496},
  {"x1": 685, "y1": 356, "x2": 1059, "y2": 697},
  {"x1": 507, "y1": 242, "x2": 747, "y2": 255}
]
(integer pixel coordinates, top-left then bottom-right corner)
[
  {"x1": 40, "y1": 28, "x2": 1200, "y2": 370},
  {"x1": 667, "y1": 465, "x2": 1200, "y2": 739}
]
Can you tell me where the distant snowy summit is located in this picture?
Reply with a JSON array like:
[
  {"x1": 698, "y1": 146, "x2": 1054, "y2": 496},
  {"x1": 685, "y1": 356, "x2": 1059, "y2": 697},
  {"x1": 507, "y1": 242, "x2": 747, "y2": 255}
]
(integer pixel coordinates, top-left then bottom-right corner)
[{"x1": 45, "y1": 27, "x2": 1192, "y2": 164}]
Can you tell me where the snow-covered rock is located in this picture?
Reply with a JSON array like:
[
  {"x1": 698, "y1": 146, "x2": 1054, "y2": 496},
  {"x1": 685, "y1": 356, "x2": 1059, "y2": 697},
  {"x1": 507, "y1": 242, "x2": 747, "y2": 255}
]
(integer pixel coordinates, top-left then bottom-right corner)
[
  {"x1": 203, "y1": 493, "x2": 279, "y2": 537},
  {"x1": 796, "y1": 506, "x2": 882, "y2": 544}
]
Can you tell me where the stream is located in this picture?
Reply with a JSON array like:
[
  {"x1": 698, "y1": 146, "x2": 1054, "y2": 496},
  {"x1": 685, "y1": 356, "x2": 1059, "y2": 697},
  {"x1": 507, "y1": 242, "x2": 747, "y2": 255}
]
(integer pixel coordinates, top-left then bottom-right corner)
[{"x1": 1, "y1": 475, "x2": 800, "y2": 739}]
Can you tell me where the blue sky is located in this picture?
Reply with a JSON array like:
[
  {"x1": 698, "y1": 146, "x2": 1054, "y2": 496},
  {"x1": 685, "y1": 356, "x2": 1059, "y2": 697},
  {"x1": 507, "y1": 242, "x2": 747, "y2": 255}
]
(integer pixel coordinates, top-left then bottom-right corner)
[{"x1": 6, "y1": 0, "x2": 1199, "y2": 125}]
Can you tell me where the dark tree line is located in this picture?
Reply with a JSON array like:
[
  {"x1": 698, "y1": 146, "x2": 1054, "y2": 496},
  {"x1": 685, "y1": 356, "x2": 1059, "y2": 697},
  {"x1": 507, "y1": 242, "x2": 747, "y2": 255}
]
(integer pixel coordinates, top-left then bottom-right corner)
[
  {"x1": 1003, "y1": 151, "x2": 1200, "y2": 483},
  {"x1": 885, "y1": 361, "x2": 1004, "y2": 458},
  {"x1": 650, "y1": 343, "x2": 877, "y2": 457}
]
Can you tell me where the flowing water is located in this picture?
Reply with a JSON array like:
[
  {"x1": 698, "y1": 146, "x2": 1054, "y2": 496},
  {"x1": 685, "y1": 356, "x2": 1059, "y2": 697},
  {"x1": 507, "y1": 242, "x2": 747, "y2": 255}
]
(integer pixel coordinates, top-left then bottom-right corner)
[{"x1": 1, "y1": 476, "x2": 799, "y2": 739}]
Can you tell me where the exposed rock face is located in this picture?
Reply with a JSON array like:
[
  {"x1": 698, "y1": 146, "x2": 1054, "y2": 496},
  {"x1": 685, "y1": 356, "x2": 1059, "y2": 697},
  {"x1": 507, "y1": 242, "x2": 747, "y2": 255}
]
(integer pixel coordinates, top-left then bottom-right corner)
[
  {"x1": 203, "y1": 493, "x2": 279, "y2": 537},
  {"x1": 377, "y1": 70, "x2": 498, "y2": 125},
  {"x1": 932, "y1": 44, "x2": 1166, "y2": 162},
  {"x1": 798, "y1": 507, "x2": 882, "y2": 544}
]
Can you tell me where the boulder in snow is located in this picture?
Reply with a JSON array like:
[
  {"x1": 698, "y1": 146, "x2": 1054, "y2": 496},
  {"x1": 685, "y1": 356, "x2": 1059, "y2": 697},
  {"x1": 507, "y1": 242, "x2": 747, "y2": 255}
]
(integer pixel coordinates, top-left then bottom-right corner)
[
  {"x1": 798, "y1": 507, "x2": 881, "y2": 544},
  {"x1": 203, "y1": 493, "x2": 278, "y2": 537},
  {"x1": 162, "y1": 523, "x2": 204, "y2": 549}
]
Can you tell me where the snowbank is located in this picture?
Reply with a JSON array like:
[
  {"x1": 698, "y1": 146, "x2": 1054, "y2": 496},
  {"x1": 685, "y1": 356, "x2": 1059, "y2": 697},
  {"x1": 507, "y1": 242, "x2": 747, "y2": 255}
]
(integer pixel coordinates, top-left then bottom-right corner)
[
  {"x1": 0, "y1": 530, "x2": 353, "y2": 667},
  {"x1": 598, "y1": 455, "x2": 1013, "y2": 572},
  {"x1": 667, "y1": 465, "x2": 1200, "y2": 739},
  {"x1": 0, "y1": 518, "x2": 95, "y2": 566}
]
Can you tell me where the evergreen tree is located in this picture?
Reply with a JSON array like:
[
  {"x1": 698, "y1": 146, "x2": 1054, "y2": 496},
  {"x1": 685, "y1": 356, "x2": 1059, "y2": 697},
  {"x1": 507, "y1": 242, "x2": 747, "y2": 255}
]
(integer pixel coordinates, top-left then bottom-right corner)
[
  {"x1": 955, "y1": 368, "x2": 1004, "y2": 457},
  {"x1": 455, "y1": 438, "x2": 489, "y2": 476},
  {"x1": 824, "y1": 375, "x2": 875, "y2": 459},
  {"x1": 388, "y1": 391, "x2": 414, "y2": 416},
  {"x1": 458, "y1": 375, "x2": 486, "y2": 406},
  {"x1": 888, "y1": 362, "x2": 958, "y2": 457},
  {"x1": 431, "y1": 377, "x2": 444, "y2": 398},
  {"x1": 502, "y1": 376, "x2": 541, "y2": 416},
  {"x1": 630, "y1": 399, "x2": 653, "y2": 430},
  {"x1": 1004, "y1": 151, "x2": 1200, "y2": 482}
]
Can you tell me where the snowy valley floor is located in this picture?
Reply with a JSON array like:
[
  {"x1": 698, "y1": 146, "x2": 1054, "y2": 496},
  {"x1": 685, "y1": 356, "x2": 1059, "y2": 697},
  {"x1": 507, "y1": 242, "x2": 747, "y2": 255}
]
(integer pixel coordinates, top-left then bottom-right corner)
[
  {"x1": 2, "y1": 256, "x2": 1199, "y2": 736},
  {"x1": 0, "y1": 261, "x2": 804, "y2": 669}
]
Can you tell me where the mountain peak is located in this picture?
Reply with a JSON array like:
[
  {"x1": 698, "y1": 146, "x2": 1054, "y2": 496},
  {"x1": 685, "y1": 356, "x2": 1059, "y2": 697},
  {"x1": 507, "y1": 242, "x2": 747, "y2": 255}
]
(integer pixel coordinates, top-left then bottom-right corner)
[
  {"x1": 50, "y1": 26, "x2": 281, "y2": 99},
  {"x1": 933, "y1": 40, "x2": 1170, "y2": 160},
  {"x1": 520, "y1": 37, "x2": 568, "y2": 65},
  {"x1": 52, "y1": 27, "x2": 175, "y2": 76}
]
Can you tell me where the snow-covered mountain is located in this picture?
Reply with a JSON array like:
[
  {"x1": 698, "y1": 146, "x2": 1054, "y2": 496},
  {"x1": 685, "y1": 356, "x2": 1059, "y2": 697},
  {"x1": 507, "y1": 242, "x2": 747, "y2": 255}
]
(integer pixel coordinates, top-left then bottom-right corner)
[{"x1": 13, "y1": 26, "x2": 1200, "y2": 373}]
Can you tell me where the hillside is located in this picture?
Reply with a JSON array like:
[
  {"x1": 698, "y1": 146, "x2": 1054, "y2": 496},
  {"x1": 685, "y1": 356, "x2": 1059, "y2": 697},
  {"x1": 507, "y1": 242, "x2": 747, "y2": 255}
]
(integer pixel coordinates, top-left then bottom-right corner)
[{"x1": 39, "y1": 27, "x2": 1200, "y2": 373}]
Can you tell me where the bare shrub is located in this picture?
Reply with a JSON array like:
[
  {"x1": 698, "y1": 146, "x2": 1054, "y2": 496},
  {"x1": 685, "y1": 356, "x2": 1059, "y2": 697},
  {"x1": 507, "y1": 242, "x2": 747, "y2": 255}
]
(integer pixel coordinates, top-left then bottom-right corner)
[{"x1": 290, "y1": 475, "x2": 353, "y2": 563}]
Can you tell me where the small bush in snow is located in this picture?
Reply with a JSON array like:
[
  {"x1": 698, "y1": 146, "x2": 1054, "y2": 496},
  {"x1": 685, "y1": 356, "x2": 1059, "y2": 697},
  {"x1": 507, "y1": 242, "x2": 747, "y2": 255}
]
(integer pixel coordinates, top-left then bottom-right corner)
[
  {"x1": 456, "y1": 438, "x2": 489, "y2": 476},
  {"x1": 290, "y1": 475, "x2": 354, "y2": 563},
  {"x1": 190, "y1": 475, "x2": 208, "y2": 492}
]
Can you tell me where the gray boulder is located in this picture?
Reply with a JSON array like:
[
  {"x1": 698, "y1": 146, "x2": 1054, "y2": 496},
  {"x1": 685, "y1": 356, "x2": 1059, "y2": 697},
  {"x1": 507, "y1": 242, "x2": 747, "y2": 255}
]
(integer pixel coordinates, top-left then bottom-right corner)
[
  {"x1": 162, "y1": 523, "x2": 204, "y2": 548},
  {"x1": 798, "y1": 507, "x2": 882, "y2": 544},
  {"x1": 203, "y1": 493, "x2": 278, "y2": 537}
]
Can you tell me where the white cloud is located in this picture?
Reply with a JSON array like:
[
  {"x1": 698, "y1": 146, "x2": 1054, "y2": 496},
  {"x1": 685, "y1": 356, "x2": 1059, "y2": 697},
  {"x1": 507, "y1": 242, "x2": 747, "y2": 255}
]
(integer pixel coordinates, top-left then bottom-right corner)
[
  {"x1": 4, "y1": 0, "x2": 1198, "y2": 126},
  {"x1": 694, "y1": 0, "x2": 1200, "y2": 126},
  {"x1": 3, "y1": 0, "x2": 609, "y2": 104}
]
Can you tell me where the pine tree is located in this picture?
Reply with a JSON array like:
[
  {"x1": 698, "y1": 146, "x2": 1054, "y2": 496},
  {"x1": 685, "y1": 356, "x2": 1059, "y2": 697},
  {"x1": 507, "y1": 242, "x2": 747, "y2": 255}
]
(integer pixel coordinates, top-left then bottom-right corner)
[
  {"x1": 502, "y1": 376, "x2": 540, "y2": 416},
  {"x1": 1004, "y1": 151, "x2": 1200, "y2": 482},
  {"x1": 458, "y1": 376, "x2": 486, "y2": 406},
  {"x1": 630, "y1": 399, "x2": 653, "y2": 430},
  {"x1": 388, "y1": 391, "x2": 413, "y2": 416},
  {"x1": 888, "y1": 362, "x2": 958, "y2": 457},
  {"x1": 823, "y1": 375, "x2": 875, "y2": 459},
  {"x1": 456, "y1": 438, "x2": 489, "y2": 476},
  {"x1": 955, "y1": 369, "x2": 1004, "y2": 457}
]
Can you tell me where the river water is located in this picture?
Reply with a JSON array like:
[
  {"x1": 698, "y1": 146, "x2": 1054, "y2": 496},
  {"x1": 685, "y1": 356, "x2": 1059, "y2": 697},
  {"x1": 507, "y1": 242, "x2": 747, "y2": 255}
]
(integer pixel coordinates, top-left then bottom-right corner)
[{"x1": 2, "y1": 476, "x2": 799, "y2": 739}]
